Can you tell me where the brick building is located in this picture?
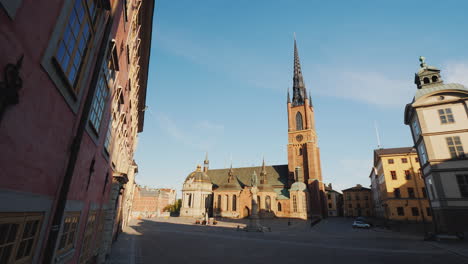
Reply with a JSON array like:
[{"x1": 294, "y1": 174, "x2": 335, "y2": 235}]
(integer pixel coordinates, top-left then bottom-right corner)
[
  {"x1": 132, "y1": 186, "x2": 176, "y2": 218},
  {"x1": 181, "y1": 38, "x2": 328, "y2": 220},
  {"x1": 325, "y1": 184, "x2": 343, "y2": 217},
  {"x1": 0, "y1": 0, "x2": 153, "y2": 263},
  {"x1": 342, "y1": 185, "x2": 372, "y2": 217}
]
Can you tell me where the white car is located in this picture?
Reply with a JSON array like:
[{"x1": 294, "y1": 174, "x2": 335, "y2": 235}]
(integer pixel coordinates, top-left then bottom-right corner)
[{"x1": 352, "y1": 221, "x2": 370, "y2": 229}]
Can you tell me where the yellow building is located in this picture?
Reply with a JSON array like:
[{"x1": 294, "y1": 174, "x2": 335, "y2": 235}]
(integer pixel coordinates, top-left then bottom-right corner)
[
  {"x1": 342, "y1": 185, "x2": 372, "y2": 217},
  {"x1": 371, "y1": 147, "x2": 432, "y2": 222}
]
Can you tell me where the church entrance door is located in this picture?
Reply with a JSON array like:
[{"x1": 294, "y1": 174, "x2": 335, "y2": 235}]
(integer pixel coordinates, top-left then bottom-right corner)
[{"x1": 243, "y1": 207, "x2": 250, "y2": 218}]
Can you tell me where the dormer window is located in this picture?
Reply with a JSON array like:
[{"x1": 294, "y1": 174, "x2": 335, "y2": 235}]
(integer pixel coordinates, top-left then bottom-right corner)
[
  {"x1": 432, "y1": 76, "x2": 438, "y2": 82},
  {"x1": 423, "y1": 77, "x2": 430, "y2": 84}
]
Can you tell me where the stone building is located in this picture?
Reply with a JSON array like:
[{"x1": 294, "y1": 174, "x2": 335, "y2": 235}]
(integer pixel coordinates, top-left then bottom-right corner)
[
  {"x1": 370, "y1": 147, "x2": 432, "y2": 223},
  {"x1": 404, "y1": 57, "x2": 468, "y2": 234},
  {"x1": 131, "y1": 186, "x2": 176, "y2": 218},
  {"x1": 180, "y1": 38, "x2": 327, "y2": 220},
  {"x1": 0, "y1": 1, "x2": 153, "y2": 263},
  {"x1": 325, "y1": 184, "x2": 343, "y2": 216},
  {"x1": 342, "y1": 185, "x2": 372, "y2": 217}
]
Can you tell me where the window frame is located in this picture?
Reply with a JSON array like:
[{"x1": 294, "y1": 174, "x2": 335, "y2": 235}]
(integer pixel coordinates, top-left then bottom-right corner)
[
  {"x1": 79, "y1": 211, "x2": 97, "y2": 263},
  {"x1": 456, "y1": 174, "x2": 468, "y2": 198},
  {"x1": 446, "y1": 136, "x2": 465, "y2": 159},
  {"x1": 438, "y1": 108, "x2": 455, "y2": 124},
  {"x1": 390, "y1": 171, "x2": 397, "y2": 180},
  {"x1": 388, "y1": 159, "x2": 394, "y2": 164},
  {"x1": 411, "y1": 207, "x2": 419, "y2": 216},
  {"x1": 397, "y1": 207, "x2": 404, "y2": 216},
  {"x1": 0, "y1": 212, "x2": 44, "y2": 264},
  {"x1": 56, "y1": 211, "x2": 81, "y2": 256}
]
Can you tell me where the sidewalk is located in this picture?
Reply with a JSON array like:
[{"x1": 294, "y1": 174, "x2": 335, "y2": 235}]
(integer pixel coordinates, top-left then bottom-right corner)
[{"x1": 105, "y1": 223, "x2": 142, "y2": 264}]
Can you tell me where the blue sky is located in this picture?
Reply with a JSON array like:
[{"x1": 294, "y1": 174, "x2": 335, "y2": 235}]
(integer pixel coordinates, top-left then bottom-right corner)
[{"x1": 134, "y1": 0, "x2": 468, "y2": 195}]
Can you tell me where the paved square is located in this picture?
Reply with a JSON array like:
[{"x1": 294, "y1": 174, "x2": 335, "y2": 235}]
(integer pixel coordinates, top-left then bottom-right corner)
[{"x1": 107, "y1": 217, "x2": 467, "y2": 264}]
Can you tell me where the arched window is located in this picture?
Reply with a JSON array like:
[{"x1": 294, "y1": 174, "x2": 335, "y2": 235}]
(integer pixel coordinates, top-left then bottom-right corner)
[
  {"x1": 217, "y1": 195, "x2": 221, "y2": 210},
  {"x1": 293, "y1": 195, "x2": 297, "y2": 212},
  {"x1": 188, "y1": 194, "x2": 192, "y2": 208},
  {"x1": 277, "y1": 202, "x2": 282, "y2": 212},
  {"x1": 296, "y1": 112, "x2": 303, "y2": 130},
  {"x1": 225, "y1": 195, "x2": 229, "y2": 211},
  {"x1": 257, "y1": 196, "x2": 261, "y2": 209},
  {"x1": 265, "y1": 196, "x2": 271, "y2": 211},
  {"x1": 232, "y1": 195, "x2": 237, "y2": 211},
  {"x1": 432, "y1": 76, "x2": 438, "y2": 82},
  {"x1": 298, "y1": 148, "x2": 303, "y2": 156},
  {"x1": 423, "y1": 77, "x2": 430, "y2": 84}
]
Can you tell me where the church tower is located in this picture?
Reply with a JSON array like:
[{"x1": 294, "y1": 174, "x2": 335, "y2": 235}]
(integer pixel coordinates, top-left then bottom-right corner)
[{"x1": 287, "y1": 37, "x2": 326, "y2": 218}]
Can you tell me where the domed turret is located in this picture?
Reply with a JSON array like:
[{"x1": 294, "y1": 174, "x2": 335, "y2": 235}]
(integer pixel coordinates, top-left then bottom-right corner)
[{"x1": 185, "y1": 164, "x2": 211, "y2": 184}]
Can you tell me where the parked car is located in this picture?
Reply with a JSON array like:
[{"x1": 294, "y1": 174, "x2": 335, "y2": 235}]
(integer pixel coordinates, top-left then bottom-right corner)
[
  {"x1": 352, "y1": 221, "x2": 370, "y2": 229},
  {"x1": 355, "y1": 217, "x2": 373, "y2": 226}
]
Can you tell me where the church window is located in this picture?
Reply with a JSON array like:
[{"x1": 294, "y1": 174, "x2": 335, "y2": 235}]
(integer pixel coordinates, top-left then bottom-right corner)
[
  {"x1": 423, "y1": 77, "x2": 430, "y2": 84},
  {"x1": 302, "y1": 196, "x2": 307, "y2": 212},
  {"x1": 225, "y1": 195, "x2": 229, "y2": 211},
  {"x1": 432, "y1": 76, "x2": 438, "y2": 82},
  {"x1": 232, "y1": 195, "x2": 237, "y2": 211},
  {"x1": 188, "y1": 194, "x2": 192, "y2": 208},
  {"x1": 265, "y1": 196, "x2": 271, "y2": 211},
  {"x1": 277, "y1": 202, "x2": 282, "y2": 212},
  {"x1": 296, "y1": 112, "x2": 303, "y2": 130},
  {"x1": 217, "y1": 195, "x2": 221, "y2": 210},
  {"x1": 293, "y1": 195, "x2": 297, "y2": 212}
]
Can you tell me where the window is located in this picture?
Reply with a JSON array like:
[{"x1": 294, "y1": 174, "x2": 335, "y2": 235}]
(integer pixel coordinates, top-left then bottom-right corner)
[
  {"x1": 298, "y1": 148, "x2": 303, "y2": 156},
  {"x1": 328, "y1": 203, "x2": 332, "y2": 209},
  {"x1": 456, "y1": 174, "x2": 468, "y2": 198},
  {"x1": 232, "y1": 195, "x2": 237, "y2": 211},
  {"x1": 417, "y1": 143, "x2": 428, "y2": 165},
  {"x1": 257, "y1": 196, "x2": 260, "y2": 209},
  {"x1": 390, "y1": 171, "x2": 397, "y2": 180},
  {"x1": 0, "y1": 213, "x2": 43, "y2": 263},
  {"x1": 422, "y1": 187, "x2": 427, "y2": 198},
  {"x1": 57, "y1": 212, "x2": 80, "y2": 255},
  {"x1": 103, "y1": 118, "x2": 112, "y2": 153},
  {"x1": 394, "y1": 188, "x2": 401, "y2": 198},
  {"x1": 265, "y1": 196, "x2": 271, "y2": 211},
  {"x1": 89, "y1": 73, "x2": 109, "y2": 132},
  {"x1": 346, "y1": 195, "x2": 351, "y2": 201},
  {"x1": 79, "y1": 211, "x2": 96, "y2": 263},
  {"x1": 364, "y1": 196, "x2": 369, "y2": 200},
  {"x1": 408, "y1": 188, "x2": 415, "y2": 198},
  {"x1": 446, "y1": 136, "x2": 465, "y2": 158},
  {"x1": 438, "y1": 108, "x2": 455, "y2": 124},
  {"x1": 225, "y1": 195, "x2": 229, "y2": 211},
  {"x1": 415, "y1": 157, "x2": 419, "y2": 163},
  {"x1": 348, "y1": 204, "x2": 352, "y2": 208},
  {"x1": 296, "y1": 112, "x2": 303, "y2": 130},
  {"x1": 327, "y1": 194, "x2": 331, "y2": 200},
  {"x1": 397, "y1": 207, "x2": 404, "y2": 216},
  {"x1": 432, "y1": 76, "x2": 438, "y2": 82},
  {"x1": 217, "y1": 195, "x2": 221, "y2": 210},
  {"x1": 411, "y1": 207, "x2": 419, "y2": 216},
  {"x1": 355, "y1": 195, "x2": 360, "y2": 200},
  {"x1": 412, "y1": 118, "x2": 421, "y2": 138},
  {"x1": 365, "y1": 203, "x2": 369, "y2": 208},
  {"x1": 188, "y1": 194, "x2": 192, "y2": 208},
  {"x1": 426, "y1": 207, "x2": 432, "y2": 216},
  {"x1": 423, "y1": 77, "x2": 430, "y2": 84},
  {"x1": 388, "y1": 159, "x2": 394, "y2": 164},
  {"x1": 404, "y1": 170, "x2": 411, "y2": 180},
  {"x1": 55, "y1": 0, "x2": 97, "y2": 90},
  {"x1": 277, "y1": 202, "x2": 282, "y2": 212},
  {"x1": 357, "y1": 203, "x2": 361, "y2": 208},
  {"x1": 401, "y1": 158, "x2": 408, "y2": 163},
  {"x1": 293, "y1": 196, "x2": 298, "y2": 212}
]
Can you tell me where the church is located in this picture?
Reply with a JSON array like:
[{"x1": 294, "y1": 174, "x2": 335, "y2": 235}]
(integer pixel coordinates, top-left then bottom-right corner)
[{"x1": 180, "y1": 39, "x2": 327, "y2": 220}]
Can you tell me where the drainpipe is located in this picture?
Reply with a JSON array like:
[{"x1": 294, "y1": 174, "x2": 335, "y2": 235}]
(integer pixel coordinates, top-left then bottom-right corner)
[{"x1": 42, "y1": 15, "x2": 114, "y2": 263}]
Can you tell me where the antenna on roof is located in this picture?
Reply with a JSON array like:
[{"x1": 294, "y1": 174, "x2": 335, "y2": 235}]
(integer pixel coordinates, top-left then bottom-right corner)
[{"x1": 374, "y1": 120, "x2": 382, "y2": 149}]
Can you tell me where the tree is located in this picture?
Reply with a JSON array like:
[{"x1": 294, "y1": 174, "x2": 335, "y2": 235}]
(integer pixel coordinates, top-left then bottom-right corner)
[{"x1": 163, "y1": 199, "x2": 182, "y2": 215}]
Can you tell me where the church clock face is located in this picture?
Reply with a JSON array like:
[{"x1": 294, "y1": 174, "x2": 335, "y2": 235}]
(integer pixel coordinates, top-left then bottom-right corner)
[{"x1": 296, "y1": 134, "x2": 303, "y2": 142}]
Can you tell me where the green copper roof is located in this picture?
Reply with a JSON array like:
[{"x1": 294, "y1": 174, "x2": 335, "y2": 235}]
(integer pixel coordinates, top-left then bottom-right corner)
[
  {"x1": 207, "y1": 165, "x2": 288, "y2": 190},
  {"x1": 415, "y1": 83, "x2": 468, "y2": 100}
]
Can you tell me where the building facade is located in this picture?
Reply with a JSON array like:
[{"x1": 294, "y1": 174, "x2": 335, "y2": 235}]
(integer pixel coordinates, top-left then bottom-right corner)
[
  {"x1": 371, "y1": 147, "x2": 432, "y2": 222},
  {"x1": 180, "y1": 38, "x2": 327, "y2": 220},
  {"x1": 404, "y1": 57, "x2": 468, "y2": 234},
  {"x1": 0, "y1": 1, "x2": 153, "y2": 263},
  {"x1": 132, "y1": 186, "x2": 177, "y2": 218},
  {"x1": 325, "y1": 184, "x2": 343, "y2": 216},
  {"x1": 342, "y1": 185, "x2": 372, "y2": 217}
]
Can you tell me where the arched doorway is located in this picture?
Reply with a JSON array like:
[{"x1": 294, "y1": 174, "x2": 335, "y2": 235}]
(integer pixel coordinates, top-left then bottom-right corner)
[{"x1": 243, "y1": 207, "x2": 250, "y2": 218}]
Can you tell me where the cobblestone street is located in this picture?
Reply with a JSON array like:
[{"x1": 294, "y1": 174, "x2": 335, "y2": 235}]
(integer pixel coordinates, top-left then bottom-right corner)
[{"x1": 107, "y1": 217, "x2": 468, "y2": 264}]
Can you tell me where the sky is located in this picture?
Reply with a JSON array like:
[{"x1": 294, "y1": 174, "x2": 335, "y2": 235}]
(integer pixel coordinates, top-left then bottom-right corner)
[{"x1": 134, "y1": 0, "x2": 468, "y2": 196}]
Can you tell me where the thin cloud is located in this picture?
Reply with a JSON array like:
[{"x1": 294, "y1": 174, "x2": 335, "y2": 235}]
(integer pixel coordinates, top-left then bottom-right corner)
[
  {"x1": 443, "y1": 62, "x2": 468, "y2": 87},
  {"x1": 155, "y1": 112, "x2": 224, "y2": 151}
]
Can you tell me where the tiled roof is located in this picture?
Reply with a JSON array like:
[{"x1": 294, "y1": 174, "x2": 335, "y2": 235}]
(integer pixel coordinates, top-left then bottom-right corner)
[
  {"x1": 342, "y1": 185, "x2": 371, "y2": 192},
  {"x1": 374, "y1": 147, "x2": 416, "y2": 156},
  {"x1": 207, "y1": 165, "x2": 288, "y2": 188}
]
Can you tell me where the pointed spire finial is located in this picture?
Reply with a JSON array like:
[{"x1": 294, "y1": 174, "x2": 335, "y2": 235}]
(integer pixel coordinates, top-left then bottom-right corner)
[
  {"x1": 419, "y1": 56, "x2": 427, "y2": 68},
  {"x1": 287, "y1": 87, "x2": 291, "y2": 103},
  {"x1": 292, "y1": 35, "x2": 307, "y2": 106}
]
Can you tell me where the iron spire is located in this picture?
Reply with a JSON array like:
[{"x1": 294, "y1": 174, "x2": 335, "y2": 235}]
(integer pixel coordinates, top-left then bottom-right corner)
[{"x1": 292, "y1": 35, "x2": 307, "y2": 106}]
